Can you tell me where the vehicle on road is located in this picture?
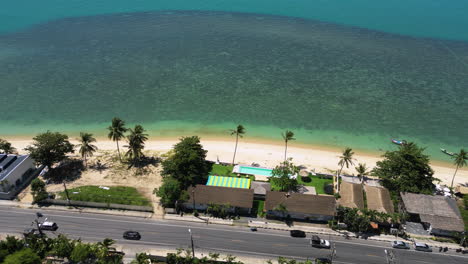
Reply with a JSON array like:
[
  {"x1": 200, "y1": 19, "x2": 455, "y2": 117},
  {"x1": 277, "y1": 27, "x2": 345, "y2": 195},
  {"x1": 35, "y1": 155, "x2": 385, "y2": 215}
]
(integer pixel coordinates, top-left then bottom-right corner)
[
  {"x1": 123, "y1": 231, "x2": 141, "y2": 240},
  {"x1": 310, "y1": 235, "x2": 331, "y2": 249},
  {"x1": 290, "y1": 230, "x2": 306, "y2": 238},
  {"x1": 250, "y1": 227, "x2": 257, "y2": 232},
  {"x1": 392, "y1": 241, "x2": 410, "y2": 249},
  {"x1": 39, "y1": 221, "x2": 58, "y2": 231},
  {"x1": 414, "y1": 243, "x2": 432, "y2": 252}
]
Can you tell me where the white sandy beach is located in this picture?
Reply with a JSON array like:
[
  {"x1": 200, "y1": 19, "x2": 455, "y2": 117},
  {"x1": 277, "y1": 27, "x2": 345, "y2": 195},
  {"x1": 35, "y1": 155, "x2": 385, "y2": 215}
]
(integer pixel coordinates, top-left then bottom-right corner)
[{"x1": 6, "y1": 137, "x2": 468, "y2": 187}]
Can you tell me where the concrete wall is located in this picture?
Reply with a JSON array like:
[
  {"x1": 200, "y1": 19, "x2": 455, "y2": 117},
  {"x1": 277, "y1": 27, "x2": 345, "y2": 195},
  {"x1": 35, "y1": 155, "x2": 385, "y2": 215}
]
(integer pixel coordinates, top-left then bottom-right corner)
[
  {"x1": 266, "y1": 210, "x2": 333, "y2": 222},
  {"x1": 183, "y1": 203, "x2": 251, "y2": 215},
  {"x1": 430, "y1": 227, "x2": 461, "y2": 238}
]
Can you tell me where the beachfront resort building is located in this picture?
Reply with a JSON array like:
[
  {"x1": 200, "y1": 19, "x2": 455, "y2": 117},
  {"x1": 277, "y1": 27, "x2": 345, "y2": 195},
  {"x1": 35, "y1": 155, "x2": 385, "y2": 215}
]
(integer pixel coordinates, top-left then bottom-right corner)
[
  {"x1": 338, "y1": 182, "x2": 365, "y2": 209},
  {"x1": 401, "y1": 192, "x2": 464, "y2": 237},
  {"x1": 0, "y1": 154, "x2": 36, "y2": 199},
  {"x1": 364, "y1": 186, "x2": 394, "y2": 214},
  {"x1": 184, "y1": 185, "x2": 254, "y2": 214},
  {"x1": 264, "y1": 191, "x2": 336, "y2": 221}
]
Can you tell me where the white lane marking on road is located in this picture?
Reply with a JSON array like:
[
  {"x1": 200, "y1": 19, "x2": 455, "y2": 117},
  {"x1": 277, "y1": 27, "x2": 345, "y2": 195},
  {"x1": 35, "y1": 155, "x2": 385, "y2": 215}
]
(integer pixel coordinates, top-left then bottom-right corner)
[
  {"x1": 2, "y1": 208, "x2": 468, "y2": 260},
  {"x1": 0, "y1": 208, "x2": 292, "y2": 238}
]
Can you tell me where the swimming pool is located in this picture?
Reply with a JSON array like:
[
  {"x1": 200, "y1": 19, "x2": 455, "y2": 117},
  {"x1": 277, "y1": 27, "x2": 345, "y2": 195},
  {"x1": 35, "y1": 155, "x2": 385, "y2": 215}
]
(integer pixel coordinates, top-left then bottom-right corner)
[{"x1": 234, "y1": 165, "x2": 273, "y2": 177}]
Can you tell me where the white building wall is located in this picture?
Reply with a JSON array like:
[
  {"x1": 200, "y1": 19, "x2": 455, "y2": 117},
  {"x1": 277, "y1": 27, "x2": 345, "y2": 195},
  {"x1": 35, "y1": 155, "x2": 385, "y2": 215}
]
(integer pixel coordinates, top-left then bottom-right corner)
[{"x1": 0, "y1": 156, "x2": 35, "y2": 192}]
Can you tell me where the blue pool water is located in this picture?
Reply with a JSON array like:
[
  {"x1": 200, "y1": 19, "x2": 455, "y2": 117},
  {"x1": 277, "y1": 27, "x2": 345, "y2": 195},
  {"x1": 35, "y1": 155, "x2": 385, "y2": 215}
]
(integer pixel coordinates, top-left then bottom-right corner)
[{"x1": 239, "y1": 166, "x2": 273, "y2": 177}]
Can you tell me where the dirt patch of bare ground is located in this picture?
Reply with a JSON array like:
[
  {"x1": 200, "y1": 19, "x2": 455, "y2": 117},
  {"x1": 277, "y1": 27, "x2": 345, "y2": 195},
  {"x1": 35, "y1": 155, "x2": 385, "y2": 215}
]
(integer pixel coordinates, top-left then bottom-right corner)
[{"x1": 17, "y1": 150, "x2": 165, "y2": 217}]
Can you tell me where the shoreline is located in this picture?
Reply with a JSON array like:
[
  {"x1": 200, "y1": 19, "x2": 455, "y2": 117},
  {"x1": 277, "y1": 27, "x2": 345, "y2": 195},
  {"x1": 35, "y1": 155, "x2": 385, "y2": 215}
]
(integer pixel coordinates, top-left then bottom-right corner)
[{"x1": 3, "y1": 136, "x2": 467, "y2": 187}]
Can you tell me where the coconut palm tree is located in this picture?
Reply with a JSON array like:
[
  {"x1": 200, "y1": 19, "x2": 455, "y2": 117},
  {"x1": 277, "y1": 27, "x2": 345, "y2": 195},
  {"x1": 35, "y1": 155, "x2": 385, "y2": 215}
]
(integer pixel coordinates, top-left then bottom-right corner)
[
  {"x1": 274, "y1": 203, "x2": 288, "y2": 219},
  {"x1": 282, "y1": 130, "x2": 295, "y2": 161},
  {"x1": 230, "y1": 125, "x2": 245, "y2": 165},
  {"x1": 355, "y1": 163, "x2": 369, "y2": 184},
  {"x1": 450, "y1": 149, "x2": 468, "y2": 192},
  {"x1": 107, "y1": 117, "x2": 127, "y2": 162},
  {"x1": 0, "y1": 138, "x2": 16, "y2": 154},
  {"x1": 76, "y1": 132, "x2": 98, "y2": 168},
  {"x1": 336, "y1": 147, "x2": 355, "y2": 192},
  {"x1": 125, "y1": 125, "x2": 148, "y2": 165}
]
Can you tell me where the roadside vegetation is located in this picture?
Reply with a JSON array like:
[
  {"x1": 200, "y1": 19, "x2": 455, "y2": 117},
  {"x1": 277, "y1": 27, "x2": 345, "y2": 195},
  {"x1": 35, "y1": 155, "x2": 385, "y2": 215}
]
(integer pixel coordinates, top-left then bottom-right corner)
[
  {"x1": 460, "y1": 195, "x2": 468, "y2": 231},
  {"x1": 0, "y1": 235, "x2": 123, "y2": 264},
  {"x1": 155, "y1": 136, "x2": 211, "y2": 208},
  {"x1": 253, "y1": 200, "x2": 265, "y2": 217},
  {"x1": 58, "y1": 185, "x2": 151, "y2": 206}
]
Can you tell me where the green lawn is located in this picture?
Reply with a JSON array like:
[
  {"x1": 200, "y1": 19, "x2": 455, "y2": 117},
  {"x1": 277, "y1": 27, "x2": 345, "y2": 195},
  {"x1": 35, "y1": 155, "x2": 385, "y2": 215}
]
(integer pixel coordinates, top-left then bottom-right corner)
[
  {"x1": 252, "y1": 200, "x2": 265, "y2": 217},
  {"x1": 210, "y1": 164, "x2": 236, "y2": 176},
  {"x1": 209, "y1": 164, "x2": 255, "y2": 181},
  {"x1": 58, "y1": 185, "x2": 151, "y2": 206},
  {"x1": 296, "y1": 174, "x2": 333, "y2": 195}
]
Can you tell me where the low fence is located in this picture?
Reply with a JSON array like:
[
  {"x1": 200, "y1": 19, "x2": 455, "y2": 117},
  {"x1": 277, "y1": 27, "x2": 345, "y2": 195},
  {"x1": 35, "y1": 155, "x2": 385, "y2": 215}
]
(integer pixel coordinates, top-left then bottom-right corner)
[{"x1": 39, "y1": 199, "x2": 153, "y2": 212}]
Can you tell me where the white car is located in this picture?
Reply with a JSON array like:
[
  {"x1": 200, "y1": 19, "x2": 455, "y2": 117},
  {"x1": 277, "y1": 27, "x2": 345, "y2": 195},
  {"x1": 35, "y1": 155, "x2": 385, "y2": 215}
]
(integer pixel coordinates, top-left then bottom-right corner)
[
  {"x1": 391, "y1": 240, "x2": 410, "y2": 249},
  {"x1": 311, "y1": 235, "x2": 331, "y2": 249},
  {"x1": 39, "y1": 221, "x2": 58, "y2": 231}
]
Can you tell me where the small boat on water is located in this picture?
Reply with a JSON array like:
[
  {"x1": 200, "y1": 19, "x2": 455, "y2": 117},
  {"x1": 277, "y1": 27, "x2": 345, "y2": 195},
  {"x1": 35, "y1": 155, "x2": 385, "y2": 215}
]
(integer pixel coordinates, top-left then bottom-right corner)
[
  {"x1": 440, "y1": 148, "x2": 455, "y2": 156},
  {"x1": 392, "y1": 139, "x2": 407, "y2": 145}
]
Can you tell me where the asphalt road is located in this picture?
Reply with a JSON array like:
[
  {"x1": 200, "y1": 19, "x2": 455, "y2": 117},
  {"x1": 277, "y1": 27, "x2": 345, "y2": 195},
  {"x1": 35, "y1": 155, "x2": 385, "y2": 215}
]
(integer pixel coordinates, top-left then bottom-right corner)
[{"x1": 0, "y1": 205, "x2": 467, "y2": 264}]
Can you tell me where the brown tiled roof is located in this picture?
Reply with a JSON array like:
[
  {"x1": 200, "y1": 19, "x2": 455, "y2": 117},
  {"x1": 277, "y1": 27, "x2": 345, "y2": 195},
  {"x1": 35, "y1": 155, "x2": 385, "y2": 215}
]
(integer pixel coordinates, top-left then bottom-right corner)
[
  {"x1": 419, "y1": 214, "x2": 465, "y2": 232},
  {"x1": 264, "y1": 191, "x2": 336, "y2": 216},
  {"x1": 401, "y1": 192, "x2": 465, "y2": 232},
  {"x1": 364, "y1": 186, "x2": 394, "y2": 213},
  {"x1": 338, "y1": 182, "x2": 364, "y2": 209},
  {"x1": 187, "y1": 185, "x2": 254, "y2": 208},
  {"x1": 401, "y1": 192, "x2": 461, "y2": 218}
]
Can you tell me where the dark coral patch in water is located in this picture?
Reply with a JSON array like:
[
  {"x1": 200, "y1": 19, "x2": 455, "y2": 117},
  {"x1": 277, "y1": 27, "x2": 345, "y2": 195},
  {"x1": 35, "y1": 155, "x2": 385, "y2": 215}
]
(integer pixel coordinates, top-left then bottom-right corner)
[{"x1": 0, "y1": 11, "x2": 467, "y2": 146}]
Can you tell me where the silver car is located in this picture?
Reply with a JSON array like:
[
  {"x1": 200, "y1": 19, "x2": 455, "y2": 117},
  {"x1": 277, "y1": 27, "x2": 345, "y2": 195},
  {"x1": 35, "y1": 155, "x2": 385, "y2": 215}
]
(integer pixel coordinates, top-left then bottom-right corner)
[
  {"x1": 391, "y1": 241, "x2": 410, "y2": 249},
  {"x1": 414, "y1": 243, "x2": 432, "y2": 252}
]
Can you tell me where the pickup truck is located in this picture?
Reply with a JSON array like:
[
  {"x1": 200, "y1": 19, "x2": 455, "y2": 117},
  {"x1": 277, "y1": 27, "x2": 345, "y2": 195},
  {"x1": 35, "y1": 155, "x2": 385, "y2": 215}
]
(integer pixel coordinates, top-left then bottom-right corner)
[{"x1": 310, "y1": 235, "x2": 331, "y2": 249}]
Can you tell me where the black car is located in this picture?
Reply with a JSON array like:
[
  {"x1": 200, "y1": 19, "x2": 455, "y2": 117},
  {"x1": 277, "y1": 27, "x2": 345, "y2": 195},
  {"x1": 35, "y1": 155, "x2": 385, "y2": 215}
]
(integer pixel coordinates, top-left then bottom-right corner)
[
  {"x1": 123, "y1": 231, "x2": 141, "y2": 240},
  {"x1": 290, "y1": 230, "x2": 306, "y2": 238}
]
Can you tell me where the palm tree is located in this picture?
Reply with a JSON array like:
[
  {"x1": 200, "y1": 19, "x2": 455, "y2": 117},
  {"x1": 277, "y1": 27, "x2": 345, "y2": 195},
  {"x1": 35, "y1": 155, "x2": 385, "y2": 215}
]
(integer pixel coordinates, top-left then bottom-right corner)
[
  {"x1": 107, "y1": 117, "x2": 127, "y2": 162},
  {"x1": 230, "y1": 125, "x2": 246, "y2": 165},
  {"x1": 450, "y1": 149, "x2": 468, "y2": 192},
  {"x1": 355, "y1": 163, "x2": 369, "y2": 184},
  {"x1": 98, "y1": 238, "x2": 116, "y2": 251},
  {"x1": 76, "y1": 132, "x2": 98, "y2": 168},
  {"x1": 0, "y1": 138, "x2": 16, "y2": 154},
  {"x1": 125, "y1": 125, "x2": 149, "y2": 165},
  {"x1": 282, "y1": 130, "x2": 295, "y2": 161},
  {"x1": 274, "y1": 203, "x2": 288, "y2": 219},
  {"x1": 336, "y1": 147, "x2": 355, "y2": 192}
]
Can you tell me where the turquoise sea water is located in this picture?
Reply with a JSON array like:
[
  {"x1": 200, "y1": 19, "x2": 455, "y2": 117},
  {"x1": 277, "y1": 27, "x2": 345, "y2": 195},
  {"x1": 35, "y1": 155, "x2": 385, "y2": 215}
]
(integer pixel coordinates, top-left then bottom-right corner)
[{"x1": 0, "y1": 1, "x2": 467, "y2": 161}]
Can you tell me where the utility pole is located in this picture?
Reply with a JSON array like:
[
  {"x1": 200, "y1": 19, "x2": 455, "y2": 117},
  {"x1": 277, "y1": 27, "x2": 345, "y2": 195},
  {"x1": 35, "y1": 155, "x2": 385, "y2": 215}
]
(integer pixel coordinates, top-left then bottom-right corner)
[
  {"x1": 330, "y1": 242, "x2": 336, "y2": 263},
  {"x1": 384, "y1": 249, "x2": 397, "y2": 264},
  {"x1": 188, "y1": 229, "x2": 195, "y2": 258},
  {"x1": 34, "y1": 212, "x2": 44, "y2": 237},
  {"x1": 63, "y1": 181, "x2": 71, "y2": 206}
]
